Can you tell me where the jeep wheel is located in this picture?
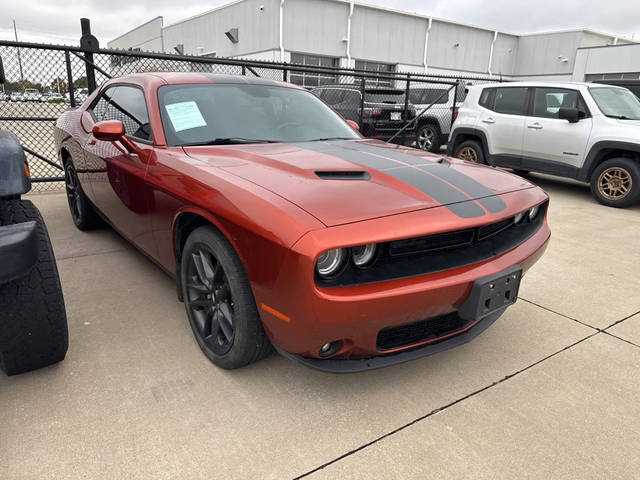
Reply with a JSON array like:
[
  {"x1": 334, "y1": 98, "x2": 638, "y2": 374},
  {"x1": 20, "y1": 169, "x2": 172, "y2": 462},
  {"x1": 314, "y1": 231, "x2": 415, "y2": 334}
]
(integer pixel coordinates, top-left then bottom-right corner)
[
  {"x1": 454, "y1": 140, "x2": 484, "y2": 164},
  {"x1": 0, "y1": 200, "x2": 68, "y2": 375},
  {"x1": 590, "y1": 158, "x2": 640, "y2": 208},
  {"x1": 416, "y1": 124, "x2": 441, "y2": 153}
]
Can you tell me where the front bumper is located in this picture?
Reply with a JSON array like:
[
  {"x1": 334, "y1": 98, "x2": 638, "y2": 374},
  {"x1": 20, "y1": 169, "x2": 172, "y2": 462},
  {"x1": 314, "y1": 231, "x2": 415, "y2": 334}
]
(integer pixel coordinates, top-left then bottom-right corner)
[
  {"x1": 0, "y1": 221, "x2": 38, "y2": 283},
  {"x1": 275, "y1": 308, "x2": 505, "y2": 373}
]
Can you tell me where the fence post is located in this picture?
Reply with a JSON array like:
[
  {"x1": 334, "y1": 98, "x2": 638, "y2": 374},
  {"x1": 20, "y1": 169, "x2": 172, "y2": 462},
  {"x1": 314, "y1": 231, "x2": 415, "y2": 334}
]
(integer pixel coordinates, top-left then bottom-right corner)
[
  {"x1": 80, "y1": 18, "x2": 99, "y2": 94},
  {"x1": 282, "y1": 66, "x2": 288, "y2": 83},
  {"x1": 450, "y1": 79, "x2": 459, "y2": 129},
  {"x1": 358, "y1": 77, "x2": 366, "y2": 130},
  {"x1": 64, "y1": 50, "x2": 75, "y2": 107},
  {"x1": 402, "y1": 75, "x2": 410, "y2": 146},
  {"x1": 242, "y1": 65, "x2": 246, "y2": 76}
]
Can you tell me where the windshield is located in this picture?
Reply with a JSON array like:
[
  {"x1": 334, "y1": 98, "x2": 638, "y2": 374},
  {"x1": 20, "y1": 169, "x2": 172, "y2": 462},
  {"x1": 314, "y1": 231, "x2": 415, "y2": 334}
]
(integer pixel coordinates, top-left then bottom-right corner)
[
  {"x1": 589, "y1": 86, "x2": 640, "y2": 120},
  {"x1": 364, "y1": 90, "x2": 405, "y2": 105},
  {"x1": 158, "y1": 83, "x2": 360, "y2": 146}
]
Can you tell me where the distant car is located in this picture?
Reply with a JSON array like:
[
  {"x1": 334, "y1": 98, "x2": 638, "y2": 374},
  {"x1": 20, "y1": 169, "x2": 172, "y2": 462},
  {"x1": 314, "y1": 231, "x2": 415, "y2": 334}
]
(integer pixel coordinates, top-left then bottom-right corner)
[
  {"x1": 10, "y1": 91, "x2": 23, "y2": 102},
  {"x1": 65, "y1": 88, "x2": 88, "y2": 105},
  {"x1": 0, "y1": 130, "x2": 68, "y2": 375},
  {"x1": 54, "y1": 72, "x2": 549, "y2": 372},
  {"x1": 22, "y1": 88, "x2": 41, "y2": 102},
  {"x1": 409, "y1": 82, "x2": 467, "y2": 152},
  {"x1": 312, "y1": 84, "x2": 417, "y2": 141},
  {"x1": 0, "y1": 91, "x2": 8, "y2": 101},
  {"x1": 448, "y1": 81, "x2": 640, "y2": 207}
]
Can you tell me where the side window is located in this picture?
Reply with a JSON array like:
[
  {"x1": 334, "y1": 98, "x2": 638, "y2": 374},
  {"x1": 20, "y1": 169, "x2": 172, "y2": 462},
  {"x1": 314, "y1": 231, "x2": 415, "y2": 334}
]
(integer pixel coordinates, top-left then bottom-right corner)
[
  {"x1": 493, "y1": 87, "x2": 528, "y2": 115},
  {"x1": 323, "y1": 89, "x2": 345, "y2": 106},
  {"x1": 342, "y1": 90, "x2": 360, "y2": 106},
  {"x1": 533, "y1": 88, "x2": 589, "y2": 119},
  {"x1": 479, "y1": 88, "x2": 495, "y2": 109},
  {"x1": 104, "y1": 86, "x2": 152, "y2": 141},
  {"x1": 90, "y1": 86, "x2": 116, "y2": 122}
]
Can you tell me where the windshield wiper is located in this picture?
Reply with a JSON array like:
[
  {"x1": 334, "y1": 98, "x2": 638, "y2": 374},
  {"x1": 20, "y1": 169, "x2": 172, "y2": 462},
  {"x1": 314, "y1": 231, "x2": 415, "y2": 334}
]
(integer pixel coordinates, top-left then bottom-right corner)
[
  {"x1": 308, "y1": 137, "x2": 354, "y2": 142},
  {"x1": 607, "y1": 115, "x2": 640, "y2": 120},
  {"x1": 183, "y1": 137, "x2": 279, "y2": 146}
]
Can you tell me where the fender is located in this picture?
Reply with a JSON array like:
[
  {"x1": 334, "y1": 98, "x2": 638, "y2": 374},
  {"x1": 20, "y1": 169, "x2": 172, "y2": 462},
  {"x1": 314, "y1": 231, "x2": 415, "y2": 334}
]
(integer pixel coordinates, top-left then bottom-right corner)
[
  {"x1": 579, "y1": 141, "x2": 640, "y2": 182},
  {"x1": 0, "y1": 130, "x2": 31, "y2": 197},
  {"x1": 447, "y1": 127, "x2": 491, "y2": 162}
]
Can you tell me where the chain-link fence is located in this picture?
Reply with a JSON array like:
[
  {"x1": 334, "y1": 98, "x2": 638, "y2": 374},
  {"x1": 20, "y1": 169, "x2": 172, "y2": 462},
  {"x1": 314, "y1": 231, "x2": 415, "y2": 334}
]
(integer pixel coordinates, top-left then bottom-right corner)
[{"x1": 0, "y1": 35, "x2": 501, "y2": 192}]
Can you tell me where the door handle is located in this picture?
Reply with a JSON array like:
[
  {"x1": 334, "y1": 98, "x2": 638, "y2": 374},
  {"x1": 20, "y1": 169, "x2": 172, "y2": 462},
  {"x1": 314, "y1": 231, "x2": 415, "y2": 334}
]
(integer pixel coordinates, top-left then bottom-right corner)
[
  {"x1": 527, "y1": 123, "x2": 543, "y2": 130},
  {"x1": 482, "y1": 117, "x2": 495, "y2": 124}
]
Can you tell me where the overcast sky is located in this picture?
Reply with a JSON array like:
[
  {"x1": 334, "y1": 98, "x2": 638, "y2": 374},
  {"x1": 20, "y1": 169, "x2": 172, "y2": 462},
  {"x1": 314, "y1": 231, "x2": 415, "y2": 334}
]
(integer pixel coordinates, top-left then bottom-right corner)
[{"x1": 1, "y1": 0, "x2": 639, "y2": 45}]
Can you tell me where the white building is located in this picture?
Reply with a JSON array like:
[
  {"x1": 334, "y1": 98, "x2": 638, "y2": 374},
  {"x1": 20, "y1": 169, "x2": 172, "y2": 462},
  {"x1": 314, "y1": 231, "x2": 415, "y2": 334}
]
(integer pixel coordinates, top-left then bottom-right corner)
[{"x1": 107, "y1": 0, "x2": 635, "y2": 85}]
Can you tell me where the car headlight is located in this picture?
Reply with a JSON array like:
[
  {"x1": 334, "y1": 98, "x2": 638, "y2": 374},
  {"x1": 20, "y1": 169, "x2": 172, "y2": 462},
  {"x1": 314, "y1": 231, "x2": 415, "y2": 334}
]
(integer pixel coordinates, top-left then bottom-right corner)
[
  {"x1": 351, "y1": 244, "x2": 377, "y2": 268},
  {"x1": 528, "y1": 205, "x2": 540, "y2": 221},
  {"x1": 514, "y1": 212, "x2": 525, "y2": 225},
  {"x1": 316, "y1": 248, "x2": 346, "y2": 277}
]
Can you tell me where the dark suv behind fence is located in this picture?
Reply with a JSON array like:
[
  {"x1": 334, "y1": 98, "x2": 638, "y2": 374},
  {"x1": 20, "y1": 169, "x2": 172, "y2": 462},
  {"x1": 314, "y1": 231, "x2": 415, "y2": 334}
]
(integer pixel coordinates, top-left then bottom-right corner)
[{"x1": 312, "y1": 84, "x2": 417, "y2": 141}]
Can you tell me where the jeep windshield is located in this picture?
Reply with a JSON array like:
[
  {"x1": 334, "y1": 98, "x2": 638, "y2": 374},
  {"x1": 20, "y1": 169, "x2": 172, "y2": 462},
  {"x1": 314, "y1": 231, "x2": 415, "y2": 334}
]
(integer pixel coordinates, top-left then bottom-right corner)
[
  {"x1": 589, "y1": 86, "x2": 640, "y2": 120},
  {"x1": 158, "y1": 83, "x2": 360, "y2": 146}
]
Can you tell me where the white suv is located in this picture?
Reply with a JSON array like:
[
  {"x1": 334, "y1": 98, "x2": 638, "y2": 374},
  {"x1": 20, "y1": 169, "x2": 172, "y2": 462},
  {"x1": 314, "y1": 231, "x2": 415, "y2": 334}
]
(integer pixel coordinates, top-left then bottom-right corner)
[{"x1": 448, "y1": 81, "x2": 640, "y2": 208}]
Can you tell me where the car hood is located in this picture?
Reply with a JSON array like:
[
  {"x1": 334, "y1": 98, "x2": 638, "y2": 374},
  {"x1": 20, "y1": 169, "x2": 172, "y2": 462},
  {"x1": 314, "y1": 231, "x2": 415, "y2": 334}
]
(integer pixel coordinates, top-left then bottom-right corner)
[{"x1": 184, "y1": 139, "x2": 534, "y2": 227}]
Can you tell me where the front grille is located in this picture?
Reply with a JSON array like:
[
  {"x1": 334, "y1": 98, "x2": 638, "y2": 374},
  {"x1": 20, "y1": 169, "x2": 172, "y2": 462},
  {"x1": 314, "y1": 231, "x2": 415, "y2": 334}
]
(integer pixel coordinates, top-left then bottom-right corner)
[
  {"x1": 477, "y1": 217, "x2": 513, "y2": 241},
  {"x1": 377, "y1": 312, "x2": 470, "y2": 350},
  {"x1": 389, "y1": 229, "x2": 474, "y2": 256}
]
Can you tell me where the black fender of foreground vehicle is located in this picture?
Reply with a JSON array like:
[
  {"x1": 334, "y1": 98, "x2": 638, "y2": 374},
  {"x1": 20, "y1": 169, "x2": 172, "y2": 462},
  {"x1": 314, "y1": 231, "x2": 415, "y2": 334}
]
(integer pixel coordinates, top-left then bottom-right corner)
[{"x1": 0, "y1": 130, "x2": 68, "y2": 375}]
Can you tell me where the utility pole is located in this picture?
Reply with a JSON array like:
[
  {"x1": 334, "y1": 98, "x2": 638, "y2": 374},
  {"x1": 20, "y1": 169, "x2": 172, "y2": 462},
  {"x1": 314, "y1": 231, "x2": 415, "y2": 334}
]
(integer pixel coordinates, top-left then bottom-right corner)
[{"x1": 13, "y1": 20, "x2": 25, "y2": 89}]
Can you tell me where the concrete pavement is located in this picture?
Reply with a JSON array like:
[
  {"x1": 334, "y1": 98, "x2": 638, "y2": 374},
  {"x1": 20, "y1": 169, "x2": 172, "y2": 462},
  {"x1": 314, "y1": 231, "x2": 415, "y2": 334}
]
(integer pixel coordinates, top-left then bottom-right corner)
[{"x1": 1, "y1": 174, "x2": 639, "y2": 479}]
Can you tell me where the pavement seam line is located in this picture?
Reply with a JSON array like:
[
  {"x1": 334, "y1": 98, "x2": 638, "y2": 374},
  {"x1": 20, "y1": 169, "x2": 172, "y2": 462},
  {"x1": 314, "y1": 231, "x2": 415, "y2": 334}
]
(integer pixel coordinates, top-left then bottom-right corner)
[
  {"x1": 603, "y1": 309, "x2": 640, "y2": 331},
  {"x1": 293, "y1": 331, "x2": 600, "y2": 479},
  {"x1": 56, "y1": 248, "x2": 126, "y2": 261},
  {"x1": 602, "y1": 331, "x2": 640, "y2": 350},
  {"x1": 519, "y1": 297, "x2": 600, "y2": 331}
]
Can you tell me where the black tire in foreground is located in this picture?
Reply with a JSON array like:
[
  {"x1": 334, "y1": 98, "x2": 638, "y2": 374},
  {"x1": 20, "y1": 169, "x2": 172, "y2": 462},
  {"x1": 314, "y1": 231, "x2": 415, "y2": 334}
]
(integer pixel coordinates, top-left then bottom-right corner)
[
  {"x1": 590, "y1": 157, "x2": 640, "y2": 208},
  {"x1": 454, "y1": 140, "x2": 485, "y2": 164},
  {"x1": 180, "y1": 225, "x2": 271, "y2": 369},
  {"x1": 416, "y1": 123, "x2": 442, "y2": 153},
  {"x1": 0, "y1": 200, "x2": 68, "y2": 375},
  {"x1": 64, "y1": 162, "x2": 102, "y2": 230}
]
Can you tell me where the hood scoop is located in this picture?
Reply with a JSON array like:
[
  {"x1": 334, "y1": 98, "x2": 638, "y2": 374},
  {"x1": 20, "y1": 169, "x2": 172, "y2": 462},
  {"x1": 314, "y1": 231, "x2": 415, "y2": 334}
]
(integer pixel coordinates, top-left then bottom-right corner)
[{"x1": 315, "y1": 170, "x2": 371, "y2": 180}]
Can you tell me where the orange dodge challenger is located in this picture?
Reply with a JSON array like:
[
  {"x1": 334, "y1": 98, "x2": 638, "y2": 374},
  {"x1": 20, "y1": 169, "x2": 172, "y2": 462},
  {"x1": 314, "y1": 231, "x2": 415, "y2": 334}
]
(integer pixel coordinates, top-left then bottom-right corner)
[{"x1": 54, "y1": 73, "x2": 550, "y2": 372}]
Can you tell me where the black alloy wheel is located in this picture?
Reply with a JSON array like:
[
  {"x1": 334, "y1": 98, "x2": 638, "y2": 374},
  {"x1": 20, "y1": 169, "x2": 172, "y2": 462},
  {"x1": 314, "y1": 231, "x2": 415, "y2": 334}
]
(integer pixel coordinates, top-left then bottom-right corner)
[
  {"x1": 63, "y1": 162, "x2": 102, "y2": 230},
  {"x1": 186, "y1": 246, "x2": 235, "y2": 355}
]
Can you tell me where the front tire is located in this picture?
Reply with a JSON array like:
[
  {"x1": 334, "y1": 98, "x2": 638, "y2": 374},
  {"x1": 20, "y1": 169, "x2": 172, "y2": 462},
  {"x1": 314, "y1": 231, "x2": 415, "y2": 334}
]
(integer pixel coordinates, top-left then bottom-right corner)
[
  {"x1": 0, "y1": 200, "x2": 68, "y2": 375},
  {"x1": 454, "y1": 140, "x2": 484, "y2": 164},
  {"x1": 180, "y1": 225, "x2": 271, "y2": 369},
  {"x1": 416, "y1": 124, "x2": 442, "y2": 153},
  {"x1": 590, "y1": 158, "x2": 640, "y2": 208}
]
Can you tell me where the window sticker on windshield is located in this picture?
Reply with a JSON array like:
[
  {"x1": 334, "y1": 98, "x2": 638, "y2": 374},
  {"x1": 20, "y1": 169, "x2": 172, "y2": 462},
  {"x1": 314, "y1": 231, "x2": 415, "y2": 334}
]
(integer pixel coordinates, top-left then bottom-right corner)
[{"x1": 164, "y1": 101, "x2": 207, "y2": 132}]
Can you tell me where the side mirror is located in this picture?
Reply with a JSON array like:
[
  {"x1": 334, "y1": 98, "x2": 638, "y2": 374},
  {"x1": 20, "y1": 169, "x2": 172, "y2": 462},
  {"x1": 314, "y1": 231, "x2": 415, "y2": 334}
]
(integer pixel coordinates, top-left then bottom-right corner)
[
  {"x1": 346, "y1": 119, "x2": 360, "y2": 132},
  {"x1": 558, "y1": 107, "x2": 580, "y2": 123},
  {"x1": 92, "y1": 120, "x2": 139, "y2": 154}
]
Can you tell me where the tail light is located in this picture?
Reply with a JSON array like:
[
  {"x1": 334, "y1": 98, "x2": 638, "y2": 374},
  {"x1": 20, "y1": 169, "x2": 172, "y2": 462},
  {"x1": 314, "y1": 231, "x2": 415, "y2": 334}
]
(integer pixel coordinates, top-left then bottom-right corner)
[
  {"x1": 450, "y1": 106, "x2": 459, "y2": 122},
  {"x1": 357, "y1": 107, "x2": 382, "y2": 118}
]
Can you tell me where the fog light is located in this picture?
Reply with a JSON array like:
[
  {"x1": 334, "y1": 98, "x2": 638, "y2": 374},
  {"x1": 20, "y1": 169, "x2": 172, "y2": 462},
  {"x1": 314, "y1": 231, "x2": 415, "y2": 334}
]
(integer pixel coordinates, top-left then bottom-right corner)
[
  {"x1": 528, "y1": 205, "x2": 540, "y2": 221},
  {"x1": 318, "y1": 340, "x2": 343, "y2": 358}
]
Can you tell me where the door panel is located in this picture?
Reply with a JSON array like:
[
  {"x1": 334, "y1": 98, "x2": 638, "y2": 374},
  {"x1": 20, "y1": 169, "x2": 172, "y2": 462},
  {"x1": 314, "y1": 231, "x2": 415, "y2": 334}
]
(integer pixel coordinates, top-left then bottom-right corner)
[
  {"x1": 522, "y1": 88, "x2": 592, "y2": 167},
  {"x1": 84, "y1": 84, "x2": 157, "y2": 256},
  {"x1": 482, "y1": 87, "x2": 528, "y2": 159}
]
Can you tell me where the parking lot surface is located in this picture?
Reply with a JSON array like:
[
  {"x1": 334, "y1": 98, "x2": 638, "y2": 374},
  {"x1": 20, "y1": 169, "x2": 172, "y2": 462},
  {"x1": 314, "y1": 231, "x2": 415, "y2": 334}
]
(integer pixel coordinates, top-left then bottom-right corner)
[{"x1": 1, "y1": 174, "x2": 639, "y2": 479}]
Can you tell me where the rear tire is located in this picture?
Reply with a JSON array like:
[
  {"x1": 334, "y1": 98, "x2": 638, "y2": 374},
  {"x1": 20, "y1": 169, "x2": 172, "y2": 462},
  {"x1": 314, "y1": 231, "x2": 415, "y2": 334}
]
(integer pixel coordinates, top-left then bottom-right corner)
[
  {"x1": 590, "y1": 157, "x2": 640, "y2": 208},
  {"x1": 0, "y1": 200, "x2": 68, "y2": 375},
  {"x1": 64, "y1": 161, "x2": 102, "y2": 230},
  {"x1": 454, "y1": 140, "x2": 485, "y2": 164},
  {"x1": 180, "y1": 225, "x2": 271, "y2": 369},
  {"x1": 416, "y1": 124, "x2": 442, "y2": 153}
]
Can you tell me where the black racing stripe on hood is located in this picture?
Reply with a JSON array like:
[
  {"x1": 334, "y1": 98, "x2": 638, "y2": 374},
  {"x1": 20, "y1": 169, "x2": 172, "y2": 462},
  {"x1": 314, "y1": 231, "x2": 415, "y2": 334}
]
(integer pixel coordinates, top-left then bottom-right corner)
[
  {"x1": 294, "y1": 141, "x2": 485, "y2": 218},
  {"x1": 390, "y1": 168, "x2": 486, "y2": 218},
  {"x1": 345, "y1": 142, "x2": 506, "y2": 213}
]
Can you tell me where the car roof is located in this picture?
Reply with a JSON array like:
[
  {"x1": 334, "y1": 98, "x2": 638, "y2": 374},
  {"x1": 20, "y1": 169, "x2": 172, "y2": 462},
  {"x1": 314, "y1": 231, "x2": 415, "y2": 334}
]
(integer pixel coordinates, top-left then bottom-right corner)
[
  {"x1": 105, "y1": 72, "x2": 303, "y2": 90},
  {"x1": 468, "y1": 80, "x2": 629, "y2": 90}
]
